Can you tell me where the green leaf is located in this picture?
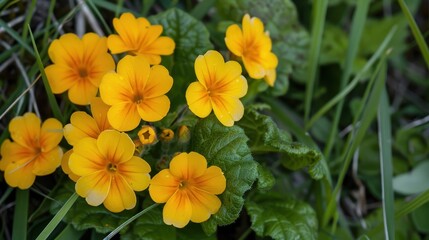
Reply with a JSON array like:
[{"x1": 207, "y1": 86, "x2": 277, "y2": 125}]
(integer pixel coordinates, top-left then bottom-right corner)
[
  {"x1": 149, "y1": 8, "x2": 213, "y2": 109},
  {"x1": 393, "y1": 161, "x2": 429, "y2": 195},
  {"x1": 411, "y1": 202, "x2": 429, "y2": 233},
  {"x1": 255, "y1": 163, "x2": 275, "y2": 191},
  {"x1": 192, "y1": 115, "x2": 258, "y2": 234},
  {"x1": 50, "y1": 181, "x2": 137, "y2": 234},
  {"x1": 246, "y1": 192, "x2": 318, "y2": 240}
]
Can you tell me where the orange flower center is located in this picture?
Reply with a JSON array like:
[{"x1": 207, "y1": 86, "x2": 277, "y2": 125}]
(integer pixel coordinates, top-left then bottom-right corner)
[
  {"x1": 107, "y1": 163, "x2": 117, "y2": 173},
  {"x1": 78, "y1": 67, "x2": 89, "y2": 78},
  {"x1": 179, "y1": 180, "x2": 188, "y2": 189},
  {"x1": 134, "y1": 95, "x2": 143, "y2": 104}
]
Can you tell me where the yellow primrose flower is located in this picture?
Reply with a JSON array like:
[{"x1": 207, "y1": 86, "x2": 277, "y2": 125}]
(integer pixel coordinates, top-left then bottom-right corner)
[
  {"x1": 0, "y1": 113, "x2": 63, "y2": 189},
  {"x1": 225, "y1": 14, "x2": 278, "y2": 86},
  {"x1": 45, "y1": 33, "x2": 115, "y2": 105},
  {"x1": 186, "y1": 50, "x2": 248, "y2": 127},
  {"x1": 138, "y1": 125, "x2": 157, "y2": 145},
  {"x1": 69, "y1": 130, "x2": 151, "y2": 212},
  {"x1": 107, "y1": 12, "x2": 175, "y2": 65},
  {"x1": 99, "y1": 55, "x2": 173, "y2": 131},
  {"x1": 62, "y1": 97, "x2": 113, "y2": 181},
  {"x1": 149, "y1": 152, "x2": 226, "y2": 228}
]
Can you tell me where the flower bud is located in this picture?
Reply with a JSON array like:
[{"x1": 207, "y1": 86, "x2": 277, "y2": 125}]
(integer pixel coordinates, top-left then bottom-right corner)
[{"x1": 138, "y1": 125, "x2": 157, "y2": 145}]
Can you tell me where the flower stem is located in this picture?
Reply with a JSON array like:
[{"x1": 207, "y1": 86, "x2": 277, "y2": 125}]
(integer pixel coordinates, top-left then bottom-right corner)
[{"x1": 103, "y1": 203, "x2": 159, "y2": 240}]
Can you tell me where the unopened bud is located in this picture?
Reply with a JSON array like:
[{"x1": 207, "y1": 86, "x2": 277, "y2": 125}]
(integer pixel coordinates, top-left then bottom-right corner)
[
  {"x1": 160, "y1": 128, "x2": 174, "y2": 142},
  {"x1": 177, "y1": 125, "x2": 190, "y2": 144},
  {"x1": 138, "y1": 125, "x2": 157, "y2": 145}
]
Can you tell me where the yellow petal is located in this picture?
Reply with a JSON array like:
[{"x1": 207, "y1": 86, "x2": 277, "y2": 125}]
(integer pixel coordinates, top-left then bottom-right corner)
[
  {"x1": 137, "y1": 95, "x2": 170, "y2": 122},
  {"x1": 69, "y1": 137, "x2": 104, "y2": 176},
  {"x1": 0, "y1": 140, "x2": 35, "y2": 170},
  {"x1": 90, "y1": 97, "x2": 112, "y2": 131},
  {"x1": 32, "y1": 147, "x2": 62, "y2": 175},
  {"x1": 0, "y1": 140, "x2": 13, "y2": 170},
  {"x1": 117, "y1": 55, "x2": 151, "y2": 91},
  {"x1": 261, "y1": 51, "x2": 278, "y2": 69},
  {"x1": 81, "y1": 34, "x2": 114, "y2": 77},
  {"x1": 99, "y1": 72, "x2": 133, "y2": 106},
  {"x1": 9, "y1": 112, "x2": 41, "y2": 149},
  {"x1": 63, "y1": 124, "x2": 88, "y2": 146},
  {"x1": 44, "y1": 65, "x2": 77, "y2": 94},
  {"x1": 40, "y1": 118, "x2": 63, "y2": 151},
  {"x1": 139, "y1": 25, "x2": 163, "y2": 47},
  {"x1": 4, "y1": 160, "x2": 36, "y2": 189},
  {"x1": 61, "y1": 149, "x2": 80, "y2": 182},
  {"x1": 194, "y1": 50, "x2": 225, "y2": 88},
  {"x1": 118, "y1": 156, "x2": 151, "y2": 191},
  {"x1": 68, "y1": 78, "x2": 98, "y2": 105},
  {"x1": 107, "y1": 35, "x2": 132, "y2": 54},
  {"x1": 242, "y1": 56, "x2": 266, "y2": 79},
  {"x1": 211, "y1": 96, "x2": 244, "y2": 126},
  {"x1": 264, "y1": 68, "x2": 276, "y2": 87},
  {"x1": 215, "y1": 62, "x2": 248, "y2": 98},
  {"x1": 107, "y1": 102, "x2": 141, "y2": 131},
  {"x1": 144, "y1": 36, "x2": 175, "y2": 56},
  {"x1": 225, "y1": 24, "x2": 244, "y2": 57},
  {"x1": 149, "y1": 169, "x2": 180, "y2": 203},
  {"x1": 188, "y1": 187, "x2": 222, "y2": 223},
  {"x1": 76, "y1": 171, "x2": 110, "y2": 206},
  {"x1": 69, "y1": 111, "x2": 99, "y2": 140},
  {"x1": 186, "y1": 82, "x2": 212, "y2": 118},
  {"x1": 194, "y1": 166, "x2": 226, "y2": 194},
  {"x1": 48, "y1": 33, "x2": 83, "y2": 66},
  {"x1": 103, "y1": 175, "x2": 136, "y2": 212},
  {"x1": 144, "y1": 65, "x2": 173, "y2": 98},
  {"x1": 97, "y1": 130, "x2": 134, "y2": 164},
  {"x1": 242, "y1": 14, "x2": 265, "y2": 41},
  {"x1": 170, "y1": 152, "x2": 207, "y2": 180},
  {"x1": 163, "y1": 190, "x2": 192, "y2": 228},
  {"x1": 113, "y1": 13, "x2": 139, "y2": 48}
]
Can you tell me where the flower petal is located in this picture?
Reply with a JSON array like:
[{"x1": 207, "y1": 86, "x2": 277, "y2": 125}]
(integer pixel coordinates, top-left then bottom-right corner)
[
  {"x1": 144, "y1": 36, "x2": 175, "y2": 56},
  {"x1": 211, "y1": 96, "x2": 244, "y2": 126},
  {"x1": 116, "y1": 55, "x2": 150, "y2": 91},
  {"x1": 32, "y1": 147, "x2": 62, "y2": 175},
  {"x1": 264, "y1": 68, "x2": 276, "y2": 87},
  {"x1": 97, "y1": 130, "x2": 134, "y2": 164},
  {"x1": 48, "y1": 33, "x2": 84, "y2": 66},
  {"x1": 9, "y1": 112, "x2": 40, "y2": 149},
  {"x1": 170, "y1": 152, "x2": 207, "y2": 180},
  {"x1": 103, "y1": 175, "x2": 136, "y2": 212},
  {"x1": 4, "y1": 160, "x2": 36, "y2": 189},
  {"x1": 137, "y1": 95, "x2": 170, "y2": 122},
  {"x1": 40, "y1": 118, "x2": 63, "y2": 151},
  {"x1": 107, "y1": 102, "x2": 141, "y2": 131},
  {"x1": 118, "y1": 156, "x2": 151, "y2": 191},
  {"x1": 144, "y1": 65, "x2": 173, "y2": 98},
  {"x1": 188, "y1": 187, "x2": 222, "y2": 223},
  {"x1": 61, "y1": 149, "x2": 80, "y2": 182},
  {"x1": 194, "y1": 166, "x2": 226, "y2": 194},
  {"x1": 194, "y1": 50, "x2": 225, "y2": 88},
  {"x1": 185, "y1": 82, "x2": 212, "y2": 118},
  {"x1": 90, "y1": 97, "x2": 112, "y2": 131},
  {"x1": 76, "y1": 171, "x2": 111, "y2": 206},
  {"x1": 107, "y1": 35, "x2": 132, "y2": 54},
  {"x1": 149, "y1": 169, "x2": 180, "y2": 203},
  {"x1": 0, "y1": 140, "x2": 36, "y2": 170},
  {"x1": 69, "y1": 111, "x2": 99, "y2": 139},
  {"x1": 69, "y1": 137, "x2": 104, "y2": 176},
  {"x1": 225, "y1": 24, "x2": 244, "y2": 57},
  {"x1": 242, "y1": 56, "x2": 266, "y2": 79},
  {"x1": 44, "y1": 64, "x2": 77, "y2": 94},
  {"x1": 99, "y1": 72, "x2": 134, "y2": 106},
  {"x1": 68, "y1": 79, "x2": 98, "y2": 105},
  {"x1": 163, "y1": 190, "x2": 192, "y2": 228}
]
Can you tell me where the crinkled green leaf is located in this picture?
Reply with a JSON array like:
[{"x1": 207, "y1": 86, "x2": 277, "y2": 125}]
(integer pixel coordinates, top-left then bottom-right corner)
[
  {"x1": 217, "y1": 0, "x2": 309, "y2": 92},
  {"x1": 149, "y1": 8, "x2": 213, "y2": 109},
  {"x1": 238, "y1": 108, "x2": 323, "y2": 179},
  {"x1": 246, "y1": 192, "x2": 318, "y2": 240},
  {"x1": 255, "y1": 163, "x2": 276, "y2": 191},
  {"x1": 50, "y1": 181, "x2": 136, "y2": 234},
  {"x1": 192, "y1": 115, "x2": 258, "y2": 235}
]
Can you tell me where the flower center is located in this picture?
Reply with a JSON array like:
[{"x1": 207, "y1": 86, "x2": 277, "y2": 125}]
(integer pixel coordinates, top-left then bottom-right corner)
[
  {"x1": 78, "y1": 67, "x2": 88, "y2": 78},
  {"x1": 107, "y1": 163, "x2": 117, "y2": 173},
  {"x1": 179, "y1": 180, "x2": 188, "y2": 189},
  {"x1": 142, "y1": 130, "x2": 151, "y2": 140},
  {"x1": 134, "y1": 95, "x2": 143, "y2": 104}
]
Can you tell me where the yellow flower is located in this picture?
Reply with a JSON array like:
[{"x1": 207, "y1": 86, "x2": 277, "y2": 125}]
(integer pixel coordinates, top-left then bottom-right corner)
[
  {"x1": 138, "y1": 125, "x2": 157, "y2": 145},
  {"x1": 149, "y1": 152, "x2": 226, "y2": 228},
  {"x1": 69, "y1": 130, "x2": 151, "y2": 212},
  {"x1": 100, "y1": 55, "x2": 173, "y2": 131},
  {"x1": 45, "y1": 33, "x2": 115, "y2": 105},
  {"x1": 225, "y1": 14, "x2": 278, "y2": 86},
  {"x1": 0, "y1": 113, "x2": 63, "y2": 189},
  {"x1": 62, "y1": 97, "x2": 113, "y2": 181},
  {"x1": 186, "y1": 50, "x2": 248, "y2": 127},
  {"x1": 107, "y1": 12, "x2": 175, "y2": 65}
]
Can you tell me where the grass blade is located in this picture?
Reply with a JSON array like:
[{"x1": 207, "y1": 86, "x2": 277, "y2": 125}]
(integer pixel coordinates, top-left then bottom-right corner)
[
  {"x1": 0, "y1": 19, "x2": 35, "y2": 56},
  {"x1": 28, "y1": 25, "x2": 64, "y2": 123},
  {"x1": 304, "y1": 0, "x2": 328, "y2": 123},
  {"x1": 54, "y1": 224, "x2": 85, "y2": 240},
  {"x1": 36, "y1": 193, "x2": 78, "y2": 240},
  {"x1": 322, "y1": 0, "x2": 370, "y2": 159},
  {"x1": 12, "y1": 189, "x2": 28, "y2": 240},
  {"x1": 190, "y1": 0, "x2": 216, "y2": 20},
  {"x1": 377, "y1": 86, "x2": 395, "y2": 240},
  {"x1": 397, "y1": 0, "x2": 429, "y2": 68}
]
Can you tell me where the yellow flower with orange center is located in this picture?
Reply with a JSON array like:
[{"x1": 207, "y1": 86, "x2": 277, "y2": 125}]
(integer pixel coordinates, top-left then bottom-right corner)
[
  {"x1": 225, "y1": 14, "x2": 278, "y2": 86},
  {"x1": 107, "y1": 12, "x2": 175, "y2": 65},
  {"x1": 99, "y1": 55, "x2": 173, "y2": 131},
  {"x1": 0, "y1": 113, "x2": 63, "y2": 189},
  {"x1": 149, "y1": 152, "x2": 226, "y2": 228},
  {"x1": 45, "y1": 33, "x2": 115, "y2": 105},
  {"x1": 186, "y1": 50, "x2": 248, "y2": 127},
  {"x1": 62, "y1": 97, "x2": 113, "y2": 181},
  {"x1": 69, "y1": 130, "x2": 151, "y2": 213}
]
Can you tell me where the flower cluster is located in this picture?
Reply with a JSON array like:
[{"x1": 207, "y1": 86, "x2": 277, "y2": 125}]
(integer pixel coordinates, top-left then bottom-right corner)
[{"x1": 0, "y1": 12, "x2": 277, "y2": 229}]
